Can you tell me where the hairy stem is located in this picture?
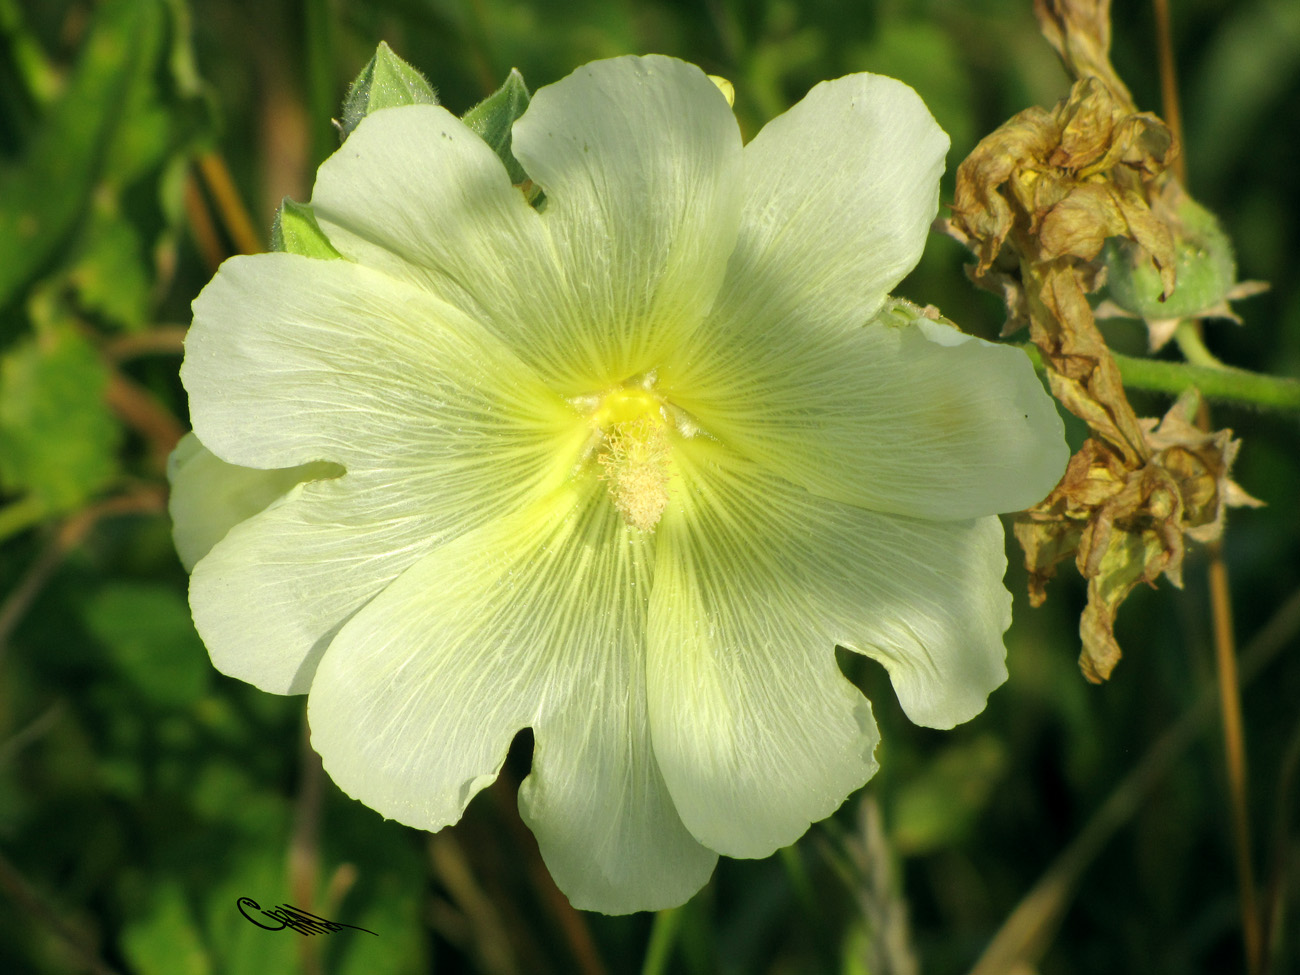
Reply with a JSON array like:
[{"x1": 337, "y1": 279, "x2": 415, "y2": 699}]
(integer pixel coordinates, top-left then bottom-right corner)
[{"x1": 1017, "y1": 343, "x2": 1300, "y2": 413}]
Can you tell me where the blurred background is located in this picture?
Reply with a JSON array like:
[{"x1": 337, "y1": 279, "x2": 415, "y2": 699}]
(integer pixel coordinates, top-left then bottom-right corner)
[{"x1": 1, "y1": 0, "x2": 1298, "y2": 972}]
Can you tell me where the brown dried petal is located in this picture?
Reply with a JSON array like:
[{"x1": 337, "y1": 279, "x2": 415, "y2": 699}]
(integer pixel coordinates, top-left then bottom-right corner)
[
  {"x1": 1033, "y1": 0, "x2": 1134, "y2": 106},
  {"x1": 1017, "y1": 392, "x2": 1261, "y2": 681},
  {"x1": 1038, "y1": 181, "x2": 1130, "y2": 262}
]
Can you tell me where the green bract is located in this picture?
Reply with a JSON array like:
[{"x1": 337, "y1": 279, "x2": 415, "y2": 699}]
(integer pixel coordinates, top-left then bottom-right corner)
[
  {"x1": 339, "y1": 41, "x2": 438, "y2": 141},
  {"x1": 171, "y1": 55, "x2": 1068, "y2": 914},
  {"x1": 1104, "y1": 194, "x2": 1238, "y2": 321}
]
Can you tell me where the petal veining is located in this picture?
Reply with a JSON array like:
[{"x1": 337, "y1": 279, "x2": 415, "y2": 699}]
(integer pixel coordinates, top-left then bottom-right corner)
[
  {"x1": 167, "y1": 432, "x2": 341, "y2": 572},
  {"x1": 663, "y1": 299, "x2": 1068, "y2": 520},
  {"x1": 511, "y1": 55, "x2": 745, "y2": 384},
  {"x1": 710, "y1": 72, "x2": 949, "y2": 337},
  {"x1": 647, "y1": 440, "x2": 1012, "y2": 856},
  {"x1": 308, "y1": 481, "x2": 715, "y2": 913},
  {"x1": 184, "y1": 252, "x2": 579, "y2": 473},
  {"x1": 308, "y1": 105, "x2": 593, "y2": 391},
  {"x1": 647, "y1": 442, "x2": 880, "y2": 858}
]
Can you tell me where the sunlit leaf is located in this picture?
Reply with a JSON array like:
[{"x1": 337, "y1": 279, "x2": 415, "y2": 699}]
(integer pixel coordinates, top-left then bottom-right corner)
[{"x1": 0, "y1": 328, "x2": 118, "y2": 511}]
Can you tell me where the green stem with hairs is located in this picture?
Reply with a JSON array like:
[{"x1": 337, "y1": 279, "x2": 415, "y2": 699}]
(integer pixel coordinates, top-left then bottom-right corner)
[{"x1": 1017, "y1": 343, "x2": 1300, "y2": 414}]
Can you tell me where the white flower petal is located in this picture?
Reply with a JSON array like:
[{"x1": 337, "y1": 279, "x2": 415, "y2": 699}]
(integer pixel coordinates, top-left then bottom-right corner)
[
  {"x1": 647, "y1": 442, "x2": 1011, "y2": 856},
  {"x1": 184, "y1": 252, "x2": 580, "y2": 471},
  {"x1": 511, "y1": 55, "x2": 744, "y2": 384},
  {"x1": 183, "y1": 254, "x2": 584, "y2": 695},
  {"x1": 712, "y1": 73, "x2": 949, "y2": 336},
  {"x1": 647, "y1": 443, "x2": 879, "y2": 859},
  {"x1": 308, "y1": 106, "x2": 586, "y2": 391},
  {"x1": 308, "y1": 482, "x2": 715, "y2": 913},
  {"x1": 189, "y1": 470, "x2": 455, "y2": 695},
  {"x1": 166, "y1": 432, "x2": 339, "y2": 572},
  {"x1": 664, "y1": 299, "x2": 1068, "y2": 519}
]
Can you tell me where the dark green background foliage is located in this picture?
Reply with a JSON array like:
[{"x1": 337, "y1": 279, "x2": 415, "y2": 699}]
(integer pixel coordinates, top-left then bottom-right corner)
[{"x1": 1, "y1": 0, "x2": 1298, "y2": 972}]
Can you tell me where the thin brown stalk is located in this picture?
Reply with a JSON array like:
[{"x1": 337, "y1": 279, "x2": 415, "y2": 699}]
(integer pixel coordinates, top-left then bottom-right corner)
[
  {"x1": 1151, "y1": 0, "x2": 1187, "y2": 184},
  {"x1": 0, "y1": 702, "x2": 66, "y2": 768},
  {"x1": 968, "y1": 584, "x2": 1300, "y2": 975},
  {"x1": 183, "y1": 170, "x2": 226, "y2": 273},
  {"x1": 1169, "y1": 0, "x2": 1256, "y2": 930},
  {"x1": 103, "y1": 326, "x2": 188, "y2": 362},
  {"x1": 428, "y1": 832, "x2": 521, "y2": 975},
  {"x1": 1262, "y1": 710, "x2": 1300, "y2": 973},
  {"x1": 288, "y1": 714, "x2": 324, "y2": 975},
  {"x1": 1210, "y1": 545, "x2": 1263, "y2": 975},
  {"x1": 1193, "y1": 371, "x2": 1261, "y2": 974},
  {"x1": 103, "y1": 368, "x2": 186, "y2": 471},
  {"x1": 0, "y1": 848, "x2": 123, "y2": 975},
  {"x1": 197, "y1": 152, "x2": 264, "y2": 256}
]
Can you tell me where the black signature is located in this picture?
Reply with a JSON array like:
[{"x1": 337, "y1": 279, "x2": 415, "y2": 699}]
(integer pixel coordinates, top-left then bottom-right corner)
[{"x1": 237, "y1": 897, "x2": 377, "y2": 936}]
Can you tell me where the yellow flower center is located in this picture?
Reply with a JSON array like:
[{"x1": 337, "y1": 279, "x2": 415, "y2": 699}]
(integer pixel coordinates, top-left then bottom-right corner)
[{"x1": 589, "y1": 386, "x2": 673, "y2": 532}]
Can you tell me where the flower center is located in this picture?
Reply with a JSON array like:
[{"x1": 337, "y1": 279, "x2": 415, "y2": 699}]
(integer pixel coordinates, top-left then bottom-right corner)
[{"x1": 588, "y1": 386, "x2": 673, "y2": 532}]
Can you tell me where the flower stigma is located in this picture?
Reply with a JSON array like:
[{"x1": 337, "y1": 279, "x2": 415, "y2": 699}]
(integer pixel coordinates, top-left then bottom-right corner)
[{"x1": 586, "y1": 383, "x2": 676, "y2": 532}]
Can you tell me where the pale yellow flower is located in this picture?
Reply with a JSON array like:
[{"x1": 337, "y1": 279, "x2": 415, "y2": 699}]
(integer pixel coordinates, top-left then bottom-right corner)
[{"x1": 170, "y1": 55, "x2": 1068, "y2": 913}]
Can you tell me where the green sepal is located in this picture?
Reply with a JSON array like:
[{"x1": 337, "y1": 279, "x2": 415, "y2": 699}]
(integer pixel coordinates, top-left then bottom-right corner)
[
  {"x1": 461, "y1": 68, "x2": 532, "y2": 185},
  {"x1": 340, "y1": 41, "x2": 438, "y2": 142},
  {"x1": 269, "y1": 198, "x2": 342, "y2": 259},
  {"x1": 1104, "y1": 195, "x2": 1237, "y2": 321}
]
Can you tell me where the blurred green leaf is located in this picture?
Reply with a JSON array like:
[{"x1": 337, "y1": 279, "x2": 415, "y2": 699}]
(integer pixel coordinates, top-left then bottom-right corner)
[
  {"x1": 0, "y1": 0, "x2": 165, "y2": 313},
  {"x1": 461, "y1": 68, "x2": 532, "y2": 184},
  {"x1": 1188, "y1": 0, "x2": 1300, "y2": 184},
  {"x1": 204, "y1": 848, "x2": 299, "y2": 975},
  {"x1": 890, "y1": 735, "x2": 1007, "y2": 856},
  {"x1": 328, "y1": 871, "x2": 426, "y2": 975},
  {"x1": 0, "y1": 327, "x2": 118, "y2": 511},
  {"x1": 67, "y1": 213, "x2": 152, "y2": 328},
  {"x1": 340, "y1": 40, "x2": 438, "y2": 141},
  {"x1": 83, "y1": 583, "x2": 210, "y2": 707},
  {"x1": 120, "y1": 881, "x2": 213, "y2": 975}
]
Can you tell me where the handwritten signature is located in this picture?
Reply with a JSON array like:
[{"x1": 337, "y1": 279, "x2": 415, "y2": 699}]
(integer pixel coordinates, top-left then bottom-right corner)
[{"x1": 237, "y1": 897, "x2": 377, "y2": 937}]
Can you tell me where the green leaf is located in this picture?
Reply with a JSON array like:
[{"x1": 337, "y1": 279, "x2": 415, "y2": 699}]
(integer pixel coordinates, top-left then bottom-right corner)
[
  {"x1": 0, "y1": 328, "x2": 119, "y2": 511},
  {"x1": 120, "y1": 882, "x2": 213, "y2": 975},
  {"x1": 339, "y1": 41, "x2": 438, "y2": 141},
  {"x1": 890, "y1": 735, "x2": 1008, "y2": 855},
  {"x1": 83, "y1": 583, "x2": 211, "y2": 708},
  {"x1": 67, "y1": 212, "x2": 152, "y2": 329},
  {"x1": 270, "y1": 198, "x2": 342, "y2": 259},
  {"x1": 461, "y1": 68, "x2": 533, "y2": 185},
  {"x1": 0, "y1": 0, "x2": 166, "y2": 311}
]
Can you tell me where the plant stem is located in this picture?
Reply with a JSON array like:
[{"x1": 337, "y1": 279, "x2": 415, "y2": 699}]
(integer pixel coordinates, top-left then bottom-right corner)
[
  {"x1": 1173, "y1": 319, "x2": 1230, "y2": 369},
  {"x1": 1016, "y1": 343, "x2": 1300, "y2": 414},
  {"x1": 969, "y1": 586, "x2": 1300, "y2": 975},
  {"x1": 641, "y1": 907, "x2": 684, "y2": 975},
  {"x1": 1152, "y1": 0, "x2": 1187, "y2": 184},
  {"x1": 1210, "y1": 546, "x2": 1263, "y2": 975},
  {"x1": 197, "y1": 152, "x2": 264, "y2": 256}
]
